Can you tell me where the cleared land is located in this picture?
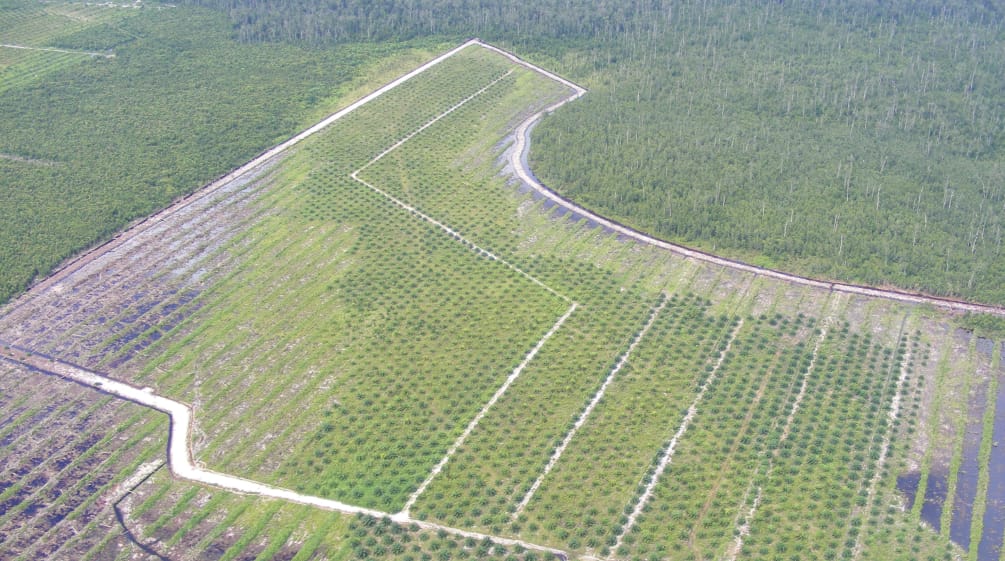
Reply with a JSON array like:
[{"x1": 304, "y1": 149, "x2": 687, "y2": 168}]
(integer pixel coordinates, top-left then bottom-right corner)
[{"x1": 0, "y1": 39, "x2": 1000, "y2": 561}]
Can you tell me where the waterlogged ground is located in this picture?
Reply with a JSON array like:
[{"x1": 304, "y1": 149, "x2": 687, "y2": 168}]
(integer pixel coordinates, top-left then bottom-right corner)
[
  {"x1": 0, "y1": 41, "x2": 1000, "y2": 561},
  {"x1": 898, "y1": 332, "x2": 1005, "y2": 560}
]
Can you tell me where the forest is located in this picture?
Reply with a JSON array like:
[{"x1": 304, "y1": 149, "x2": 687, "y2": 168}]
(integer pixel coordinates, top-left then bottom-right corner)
[{"x1": 180, "y1": 0, "x2": 1005, "y2": 304}]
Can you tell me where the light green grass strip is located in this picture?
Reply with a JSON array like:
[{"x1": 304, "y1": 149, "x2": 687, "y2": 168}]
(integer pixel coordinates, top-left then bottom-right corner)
[
  {"x1": 913, "y1": 333, "x2": 957, "y2": 521},
  {"x1": 942, "y1": 335, "x2": 976, "y2": 537},
  {"x1": 971, "y1": 340, "x2": 1001, "y2": 560}
]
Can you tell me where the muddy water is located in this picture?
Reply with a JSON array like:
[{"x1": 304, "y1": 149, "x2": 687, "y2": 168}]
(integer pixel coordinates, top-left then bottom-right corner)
[
  {"x1": 897, "y1": 472, "x2": 921, "y2": 510},
  {"x1": 950, "y1": 373, "x2": 990, "y2": 548},
  {"x1": 977, "y1": 347, "x2": 1005, "y2": 561},
  {"x1": 900, "y1": 470, "x2": 944, "y2": 530}
]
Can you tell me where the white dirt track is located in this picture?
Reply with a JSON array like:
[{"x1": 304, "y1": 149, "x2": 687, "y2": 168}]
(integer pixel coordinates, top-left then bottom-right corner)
[
  {"x1": 0, "y1": 345, "x2": 566, "y2": 557},
  {"x1": 0, "y1": 43, "x2": 115, "y2": 57}
]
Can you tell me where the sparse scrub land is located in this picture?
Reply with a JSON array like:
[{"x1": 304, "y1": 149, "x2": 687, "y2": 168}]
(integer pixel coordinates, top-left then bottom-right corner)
[{"x1": 1, "y1": 4, "x2": 1004, "y2": 560}]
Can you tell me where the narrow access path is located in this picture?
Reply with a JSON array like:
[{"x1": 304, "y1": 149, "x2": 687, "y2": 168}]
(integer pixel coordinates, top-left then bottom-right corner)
[
  {"x1": 0, "y1": 346, "x2": 568, "y2": 559},
  {"x1": 512, "y1": 295, "x2": 668, "y2": 519},
  {"x1": 724, "y1": 295, "x2": 842, "y2": 561},
  {"x1": 354, "y1": 68, "x2": 514, "y2": 176},
  {"x1": 727, "y1": 484, "x2": 762, "y2": 561},
  {"x1": 779, "y1": 295, "x2": 841, "y2": 442},
  {"x1": 0, "y1": 153, "x2": 60, "y2": 165},
  {"x1": 348, "y1": 65, "x2": 571, "y2": 302},
  {"x1": 851, "y1": 317, "x2": 913, "y2": 560},
  {"x1": 0, "y1": 43, "x2": 114, "y2": 57}
]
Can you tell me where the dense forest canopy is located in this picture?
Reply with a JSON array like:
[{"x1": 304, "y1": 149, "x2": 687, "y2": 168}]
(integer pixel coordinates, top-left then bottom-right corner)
[
  {"x1": 181, "y1": 0, "x2": 1005, "y2": 305},
  {"x1": 182, "y1": 0, "x2": 1002, "y2": 48},
  {"x1": 530, "y1": 1, "x2": 1005, "y2": 303}
]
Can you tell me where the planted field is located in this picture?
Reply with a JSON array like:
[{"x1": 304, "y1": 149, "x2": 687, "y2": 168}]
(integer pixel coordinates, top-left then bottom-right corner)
[{"x1": 0, "y1": 38, "x2": 1001, "y2": 561}]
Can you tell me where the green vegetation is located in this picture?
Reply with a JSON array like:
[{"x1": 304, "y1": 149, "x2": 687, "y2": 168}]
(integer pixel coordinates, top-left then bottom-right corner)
[
  {"x1": 959, "y1": 314, "x2": 1005, "y2": 340},
  {"x1": 0, "y1": 2, "x2": 136, "y2": 88},
  {"x1": 530, "y1": 1, "x2": 1005, "y2": 304},
  {"x1": 0, "y1": 1, "x2": 434, "y2": 305},
  {"x1": 185, "y1": 0, "x2": 1005, "y2": 304},
  {"x1": 411, "y1": 287, "x2": 660, "y2": 531},
  {"x1": 181, "y1": 0, "x2": 664, "y2": 46},
  {"x1": 54, "y1": 42, "x2": 950, "y2": 560},
  {"x1": 344, "y1": 514, "x2": 551, "y2": 561},
  {"x1": 115, "y1": 47, "x2": 576, "y2": 512}
]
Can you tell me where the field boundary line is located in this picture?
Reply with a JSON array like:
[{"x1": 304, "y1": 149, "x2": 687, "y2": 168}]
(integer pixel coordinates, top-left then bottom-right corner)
[
  {"x1": 728, "y1": 481, "x2": 762, "y2": 561},
  {"x1": 354, "y1": 68, "x2": 514, "y2": 175},
  {"x1": 511, "y1": 295, "x2": 669, "y2": 519},
  {"x1": 350, "y1": 64, "x2": 569, "y2": 302},
  {"x1": 0, "y1": 43, "x2": 114, "y2": 57},
  {"x1": 351, "y1": 173, "x2": 568, "y2": 302},
  {"x1": 610, "y1": 315, "x2": 745, "y2": 552},
  {"x1": 779, "y1": 295, "x2": 841, "y2": 442},
  {"x1": 398, "y1": 302, "x2": 578, "y2": 517},
  {"x1": 0, "y1": 346, "x2": 568, "y2": 559}
]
